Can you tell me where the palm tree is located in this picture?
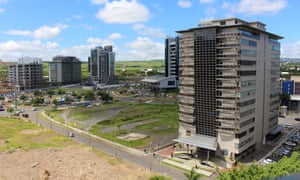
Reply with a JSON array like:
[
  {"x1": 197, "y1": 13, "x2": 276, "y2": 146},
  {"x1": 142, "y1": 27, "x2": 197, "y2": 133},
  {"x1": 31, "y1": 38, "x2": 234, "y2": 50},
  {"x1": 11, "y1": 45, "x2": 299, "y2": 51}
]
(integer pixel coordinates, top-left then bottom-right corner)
[{"x1": 184, "y1": 168, "x2": 201, "y2": 180}]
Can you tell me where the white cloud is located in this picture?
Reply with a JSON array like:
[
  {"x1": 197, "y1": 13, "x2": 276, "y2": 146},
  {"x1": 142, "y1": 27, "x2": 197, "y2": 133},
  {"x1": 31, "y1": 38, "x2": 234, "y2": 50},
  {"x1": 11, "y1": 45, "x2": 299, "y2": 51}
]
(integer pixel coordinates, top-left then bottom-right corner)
[
  {"x1": 0, "y1": 8, "x2": 4, "y2": 13},
  {"x1": 199, "y1": 0, "x2": 216, "y2": 4},
  {"x1": 225, "y1": 0, "x2": 287, "y2": 15},
  {"x1": 281, "y1": 42, "x2": 300, "y2": 58},
  {"x1": 33, "y1": 25, "x2": 61, "y2": 39},
  {"x1": 46, "y1": 41, "x2": 59, "y2": 49},
  {"x1": 0, "y1": 40, "x2": 62, "y2": 61},
  {"x1": 2, "y1": 30, "x2": 31, "y2": 36},
  {"x1": 2, "y1": 25, "x2": 64, "y2": 39},
  {"x1": 95, "y1": 0, "x2": 149, "y2": 24},
  {"x1": 178, "y1": 0, "x2": 192, "y2": 8},
  {"x1": 120, "y1": 37, "x2": 164, "y2": 60},
  {"x1": 90, "y1": 0, "x2": 108, "y2": 5},
  {"x1": 133, "y1": 24, "x2": 166, "y2": 38},
  {"x1": 80, "y1": 24, "x2": 96, "y2": 30},
  {"x1": 108, "y1": 33, "x2": 122, "y2": 40},
  {"x1": 87, "y1": 33, "x2": 122, "y2": 46}
]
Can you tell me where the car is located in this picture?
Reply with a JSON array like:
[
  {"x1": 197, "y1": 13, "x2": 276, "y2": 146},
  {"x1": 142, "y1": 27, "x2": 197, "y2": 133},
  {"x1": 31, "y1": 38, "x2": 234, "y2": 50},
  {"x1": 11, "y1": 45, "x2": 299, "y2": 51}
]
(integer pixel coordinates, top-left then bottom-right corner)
[
  {"x1": 86, "y1": 105, "x2": 93, "y2": 108},
  {"x1": 68, "y1": 132, "x2": 74, "y2": 137},
  {"x1": 32, "y1": 107, "x2": 37, "y2": 111},
  {"x1": 295, "y1": 116, "x2": 300, "y2": 121},
  {"x1": 0, "y1": 108, "x2": 5, "y2": 111}
]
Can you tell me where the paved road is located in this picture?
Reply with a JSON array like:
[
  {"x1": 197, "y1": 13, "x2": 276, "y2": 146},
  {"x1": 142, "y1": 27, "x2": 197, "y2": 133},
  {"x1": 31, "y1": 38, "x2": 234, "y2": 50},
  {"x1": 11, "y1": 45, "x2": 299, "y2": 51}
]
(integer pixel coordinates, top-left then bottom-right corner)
[{"x1": 25, "y1": 109, "x2": 186, "y2": 180}]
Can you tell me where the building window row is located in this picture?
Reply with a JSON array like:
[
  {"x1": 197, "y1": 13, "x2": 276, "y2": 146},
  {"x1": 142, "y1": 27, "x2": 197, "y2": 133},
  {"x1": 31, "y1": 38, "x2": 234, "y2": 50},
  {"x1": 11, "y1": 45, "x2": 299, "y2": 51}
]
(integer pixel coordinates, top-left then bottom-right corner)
[
  {"x1": 239, "y1": 80, "x2": 256, "y2": 87},
  {"x1": 235, "y1": 131, "x2": 247, "y2": 138},
  {"x1": 240, "y1": 117, "x2": 255, "y2": 128},
  {"x1": 270, "y1": 92, "x2": 279, "y2": 98},
  {"x1": 239, "y1": 70, "x2": 256, "y2": 76},
  {"x1": 238, "y1": 29, "x2": 260, "y2": 40},
  {"x1": 269, "y1": 38, "x2": 279, "y2": 44},
  {"x1": 239, "y1": 89, "x2": 256, "y2": 98},
  {"x1": 238, "y1": 99, "x2": 255, "y2": 107},
  {"x1": 271, "y1": 54, "x2": 280, "y2": 59},
  {"x1": 270, "y1": 99, "x2": 280, "y2": 106},
  {"x1": 240, "y1": 108, "x2": 255, "y2": 117},
  {"x1": 235, "y1": 136, "x2": 254, "y2": 148},
  {"x1": 238, "y1": 60, "x2": 256, "y2": 66},
  {"x1": 271, "y1": 70, "x2": 280, "y2": 75},
  {"x1": 271, "y1": 45, "x2": 281, "y2": 51},
  {"x1": 241, "y1": 39, "x2": 257, "y2": 47},
  {"x1": 240, "y1": 49, "x2": 257, "y2": 57},
  {"x1": 271, "y1": 61, "x2": 280, "y2": 67}
]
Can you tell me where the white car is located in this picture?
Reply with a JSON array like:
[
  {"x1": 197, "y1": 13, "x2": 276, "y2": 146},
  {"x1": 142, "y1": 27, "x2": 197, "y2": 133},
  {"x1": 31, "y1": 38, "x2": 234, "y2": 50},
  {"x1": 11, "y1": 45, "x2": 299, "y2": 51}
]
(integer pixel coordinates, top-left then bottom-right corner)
[{"x1": 68, "y1": 132, "x2": 74, "y2": 137}]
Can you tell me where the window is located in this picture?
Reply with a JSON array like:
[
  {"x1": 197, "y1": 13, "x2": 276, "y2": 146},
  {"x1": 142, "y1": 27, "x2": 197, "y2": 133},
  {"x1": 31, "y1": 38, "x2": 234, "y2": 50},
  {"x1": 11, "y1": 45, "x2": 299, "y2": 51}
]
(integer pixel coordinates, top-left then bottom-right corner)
[
  {"x1": 168, "y1": 81, "x2": 175, "y2": 85},
  {"x1": 249, "y1": 127, "x2": 255, "y2": 133},
  {"x1": 238, "y1": 29, "x2": 260, "y2": 39},
  {"x1": 235, "y1": 131, "x2": 247, "y2": 138},
  {"x1": 241, "y1": 39, "x2": 257, "y2": 47},
  {"x1": 240, "y1": 117, "x2": 255, "y2": 128},
  {"x1": 240, "y1": 49, "x2": 257, "y2": 57},
  {"x1": 239, "y1": 71, "x2": 256, "y2": 76},
  {"x1": 239, "y1": 60, "x2": 256, "y2": 66},
  {"x1": 240, "y1": 108, "x2": 255, "y2": 117},
  {"x1": 238, "y1": 99, "x2": 255, "y2": 107},
  {"x1": 186, "y1": 130, "x2": 191, "y2": 136}
]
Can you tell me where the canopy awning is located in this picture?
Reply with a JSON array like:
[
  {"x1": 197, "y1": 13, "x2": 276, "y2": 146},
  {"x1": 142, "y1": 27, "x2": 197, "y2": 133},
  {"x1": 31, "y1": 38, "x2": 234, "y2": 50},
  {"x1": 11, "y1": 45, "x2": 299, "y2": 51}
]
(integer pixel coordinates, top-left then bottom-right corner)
[{"x1": 174, "y1": 134, "x2": 217, "y2": 151}]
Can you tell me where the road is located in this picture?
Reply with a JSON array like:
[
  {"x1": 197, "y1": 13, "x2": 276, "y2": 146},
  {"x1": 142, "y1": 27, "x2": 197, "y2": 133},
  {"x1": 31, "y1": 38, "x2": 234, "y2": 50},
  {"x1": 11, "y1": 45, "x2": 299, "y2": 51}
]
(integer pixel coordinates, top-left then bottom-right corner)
[{"x1": 24, "y1": 108, "x2": 186, "y2": 180}]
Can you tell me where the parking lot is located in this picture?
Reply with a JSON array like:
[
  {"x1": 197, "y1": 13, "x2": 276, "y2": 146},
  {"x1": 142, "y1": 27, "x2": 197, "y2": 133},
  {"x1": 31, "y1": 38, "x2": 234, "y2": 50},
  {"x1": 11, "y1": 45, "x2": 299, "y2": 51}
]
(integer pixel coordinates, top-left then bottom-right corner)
[{"x1": 262, "y1": 112, "x2": 300, "y2": 165}]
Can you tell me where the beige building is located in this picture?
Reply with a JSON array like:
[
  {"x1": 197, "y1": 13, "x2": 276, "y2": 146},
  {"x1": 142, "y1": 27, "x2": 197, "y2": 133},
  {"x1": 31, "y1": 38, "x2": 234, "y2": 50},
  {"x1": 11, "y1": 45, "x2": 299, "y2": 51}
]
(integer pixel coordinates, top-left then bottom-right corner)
[{"x1": 175, "y1": 18, "x2": 282, "y2": 163}]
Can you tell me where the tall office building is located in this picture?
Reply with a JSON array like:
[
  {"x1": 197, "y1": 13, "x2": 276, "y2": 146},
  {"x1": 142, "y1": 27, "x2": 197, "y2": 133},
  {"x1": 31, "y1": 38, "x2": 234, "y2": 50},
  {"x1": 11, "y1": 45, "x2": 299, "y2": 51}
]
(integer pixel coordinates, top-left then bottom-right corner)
[
  {"x1": 88, "y1": 45, "x2": 116, "y2": 85},
  {"x1": 175, "y1": 18, "x2": 282, "y2": 162},
  {"x1": 49, "y1": 56, "x2": 81, "y2": 85},
  {"x1": 165, "y1": 36, "x2": 180, "y2": 78},
  {"x1": 8, "y1": 57, "x2": 43, "y2": 91}
]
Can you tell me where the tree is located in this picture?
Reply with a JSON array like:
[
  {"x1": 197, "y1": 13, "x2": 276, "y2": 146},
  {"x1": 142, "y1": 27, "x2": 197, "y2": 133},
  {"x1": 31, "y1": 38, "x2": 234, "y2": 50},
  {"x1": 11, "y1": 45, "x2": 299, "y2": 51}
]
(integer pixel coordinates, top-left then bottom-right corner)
[
  {"x1": 46, "y1": 89, "x2": 55, "y2": 97},
  {"x1": 97, "y1": 90, "x2": 113, "y2": 103},
  {"x1": 19, "y1": 94, "x2": 26, "y2": 102},
  {"x1": 84, "y1": 90, "x2": 95, "y2": 101},
  {"x1": 184, "y1": 168, "x2": 200, "y2": 180},
  {"x1": 280, "y1": 93, "x2": 290, "y2": 106},
  {"x1": 33, "y1": 90, "x2": 41, "y2": 96}
]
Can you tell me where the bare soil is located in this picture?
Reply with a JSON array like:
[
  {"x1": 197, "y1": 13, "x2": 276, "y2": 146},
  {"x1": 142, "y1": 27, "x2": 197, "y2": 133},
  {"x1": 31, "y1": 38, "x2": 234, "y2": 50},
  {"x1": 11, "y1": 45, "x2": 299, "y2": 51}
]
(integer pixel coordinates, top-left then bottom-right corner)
[{"x1": 0, "y1": 145, "x2": 156, "y2": 180}]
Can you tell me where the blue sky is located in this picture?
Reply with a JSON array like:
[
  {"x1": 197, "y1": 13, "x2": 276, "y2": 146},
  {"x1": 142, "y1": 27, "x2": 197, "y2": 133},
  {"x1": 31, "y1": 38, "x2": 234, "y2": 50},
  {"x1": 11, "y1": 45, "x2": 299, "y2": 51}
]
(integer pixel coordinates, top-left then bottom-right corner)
[{"x1": 0, "y1": 0, "x2": 299, "y2": 61}]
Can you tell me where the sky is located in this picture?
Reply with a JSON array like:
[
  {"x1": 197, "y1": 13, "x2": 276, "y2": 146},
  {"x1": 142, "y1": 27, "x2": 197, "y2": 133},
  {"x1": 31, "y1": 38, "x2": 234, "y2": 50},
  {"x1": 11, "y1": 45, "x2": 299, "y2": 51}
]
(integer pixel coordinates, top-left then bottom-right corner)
[{"x1": 0, "y1": 0, "x2": 299, "y2": 62}]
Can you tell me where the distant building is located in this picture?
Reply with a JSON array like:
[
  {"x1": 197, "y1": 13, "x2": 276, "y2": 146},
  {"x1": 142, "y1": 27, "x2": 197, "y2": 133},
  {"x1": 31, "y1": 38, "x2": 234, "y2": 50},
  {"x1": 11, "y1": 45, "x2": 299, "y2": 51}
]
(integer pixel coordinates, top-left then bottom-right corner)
[
  {"x1": 165, "y1": 36, "x2": 180, "y2": 79},
  {"x1": 175, "y1": 18, "x2": 282, "y2": 164},
  {"x1": 8, "y1": 57, "x2": 43, "y2": 91},
  {"x1": 88, "y1": 45, "x2": 117, "y2": 85},
  {"x1": 141, "y1": 76, "x2": 177, "y2": 94},
  {"x1": 49, "y1": 56, "x2": 81, "y2": 85}
]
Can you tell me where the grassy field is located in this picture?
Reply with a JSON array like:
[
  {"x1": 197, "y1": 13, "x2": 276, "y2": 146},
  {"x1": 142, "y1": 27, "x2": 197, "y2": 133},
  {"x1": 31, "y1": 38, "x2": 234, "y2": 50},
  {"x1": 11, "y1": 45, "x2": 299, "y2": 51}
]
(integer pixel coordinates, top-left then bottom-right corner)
[
  {"x1": 0, "y1": 117, "x2": 72, "y2": 152},
  {"x1": 89, "y1": 102, "x2": 178, "y2": 148},
  {"x1": 67, "y1": 102, "x2": 131, "y2": 121}
]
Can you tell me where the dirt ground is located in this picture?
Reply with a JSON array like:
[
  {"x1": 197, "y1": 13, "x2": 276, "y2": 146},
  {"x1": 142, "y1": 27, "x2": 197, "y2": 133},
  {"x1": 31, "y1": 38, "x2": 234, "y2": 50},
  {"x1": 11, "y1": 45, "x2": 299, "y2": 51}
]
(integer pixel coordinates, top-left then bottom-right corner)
[{"x1": 0, "y1": 145, "x2": 157, "y2": 180}]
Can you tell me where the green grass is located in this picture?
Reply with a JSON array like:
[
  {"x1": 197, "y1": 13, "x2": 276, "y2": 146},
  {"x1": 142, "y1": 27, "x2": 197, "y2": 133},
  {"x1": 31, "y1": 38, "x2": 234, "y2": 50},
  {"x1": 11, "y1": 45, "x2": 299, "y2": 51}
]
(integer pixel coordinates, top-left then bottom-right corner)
[
  {"x1": 0, "y1": 117, "x2": 72, "y2": 152},
  {"x1": 67, "y1": 102, "x2": 133, "y2": 121},
  {"x1": 45, "y1": 109, "x2": 65, "y2": 123},
  {"x1": 89, "y1": 103, "x2": 178, "y2": 148}
]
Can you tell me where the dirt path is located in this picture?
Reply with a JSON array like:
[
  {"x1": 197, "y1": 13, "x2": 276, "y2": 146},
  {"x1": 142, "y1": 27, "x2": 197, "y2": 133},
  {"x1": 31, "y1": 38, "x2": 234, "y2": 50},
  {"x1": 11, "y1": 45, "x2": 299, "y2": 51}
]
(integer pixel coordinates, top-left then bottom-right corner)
[
  {"x1": 62, "y1": 106, "x2": 129, "y2": 131},
  {"x1": 100, "y1": 118, "x2": 157, "y2": 133}
]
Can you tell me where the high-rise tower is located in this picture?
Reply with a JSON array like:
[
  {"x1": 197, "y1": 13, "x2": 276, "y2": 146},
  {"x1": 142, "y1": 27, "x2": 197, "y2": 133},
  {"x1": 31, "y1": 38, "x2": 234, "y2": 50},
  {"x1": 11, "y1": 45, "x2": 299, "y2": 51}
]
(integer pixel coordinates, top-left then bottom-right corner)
[{"x1": 175, "y1": 18, "x2": 282, "y2": 162}]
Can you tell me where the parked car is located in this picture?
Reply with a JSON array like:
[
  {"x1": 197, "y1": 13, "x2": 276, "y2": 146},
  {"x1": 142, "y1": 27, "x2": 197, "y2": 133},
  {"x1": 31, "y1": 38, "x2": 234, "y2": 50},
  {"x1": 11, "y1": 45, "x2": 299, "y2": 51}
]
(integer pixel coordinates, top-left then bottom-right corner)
[
  {"x1": 68, "y1": 132, "x2": 74, "y2": 137},
  {"x1": 294, "y1": 116, "x2": 300, "y2": 121}
]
